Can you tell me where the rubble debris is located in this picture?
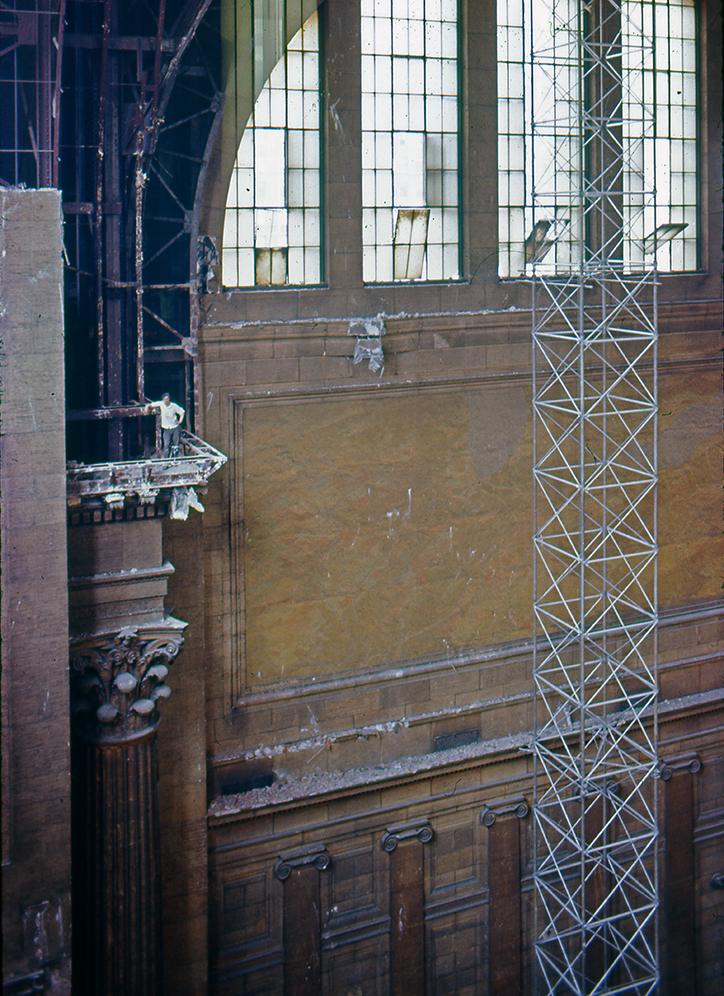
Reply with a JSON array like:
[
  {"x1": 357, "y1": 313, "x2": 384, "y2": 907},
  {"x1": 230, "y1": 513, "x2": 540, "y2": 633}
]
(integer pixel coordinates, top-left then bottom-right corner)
[
  {"x1": 208, "y1": 731, "x2": 531, "y2": 817},
  {"x1": 169, "y1": 486, "x2": 205, "y2": 520},
  {"x1": 349, "y1": 314, "x2": 386, "y2": 372}
]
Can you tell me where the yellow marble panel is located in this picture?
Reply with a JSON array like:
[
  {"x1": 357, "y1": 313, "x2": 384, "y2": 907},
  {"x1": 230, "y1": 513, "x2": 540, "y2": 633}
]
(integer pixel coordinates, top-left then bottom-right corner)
[
  {"x1": 242, "y1": 387, "x2": 534, "y2": 685},
  {"x1": 239, "y1": 369, "x2": 722, "y2": 688}
]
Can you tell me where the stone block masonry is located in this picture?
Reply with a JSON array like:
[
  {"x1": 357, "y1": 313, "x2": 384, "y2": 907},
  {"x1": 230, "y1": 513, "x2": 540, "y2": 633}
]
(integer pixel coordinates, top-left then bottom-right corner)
[{"x1": 1, "y1": 188, "x2": 71, "y2": 991}]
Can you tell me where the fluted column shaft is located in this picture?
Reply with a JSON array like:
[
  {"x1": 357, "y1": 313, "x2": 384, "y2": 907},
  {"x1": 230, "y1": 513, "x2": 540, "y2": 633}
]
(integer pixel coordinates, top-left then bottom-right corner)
[
  {"x1": 70, "y1": 626, "x2": 184, "y2": 996},
  {"x1": 73, "y1": 731, "x2": 162, "y2": 996}
]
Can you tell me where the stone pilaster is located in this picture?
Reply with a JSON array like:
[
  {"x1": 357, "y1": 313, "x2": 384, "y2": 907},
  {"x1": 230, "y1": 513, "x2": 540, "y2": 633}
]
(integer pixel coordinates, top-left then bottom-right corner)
[
  {"x1": 482, "y1": 796, "x2": 530, "y2": 996},
  {"x1": 382, "y1": 820, "x2": 434, "y2": 996}
]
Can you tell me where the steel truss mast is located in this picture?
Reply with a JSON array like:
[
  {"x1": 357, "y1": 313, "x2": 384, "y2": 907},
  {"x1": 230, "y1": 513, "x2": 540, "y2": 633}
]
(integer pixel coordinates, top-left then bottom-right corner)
[{"x1": 530, "y1": 0, "x2": 659, "y2": 992}]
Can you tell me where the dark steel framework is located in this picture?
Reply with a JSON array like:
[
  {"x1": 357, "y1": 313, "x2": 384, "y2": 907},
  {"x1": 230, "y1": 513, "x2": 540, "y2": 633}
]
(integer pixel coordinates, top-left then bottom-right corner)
[{"x1": 1, "y1": 0, "x2": 222, "y2": 464}]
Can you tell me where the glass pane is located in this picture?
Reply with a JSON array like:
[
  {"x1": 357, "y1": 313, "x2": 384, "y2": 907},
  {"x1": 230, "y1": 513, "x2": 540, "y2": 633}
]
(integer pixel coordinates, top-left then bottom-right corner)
[
  {"x1": 236, "y1": 130, "x2": 254, "y2": 169},
  {"x1": 303, "y1": 52, "x2": 319, "y2": 90},
  {"x1": 427, "y1": 171, "x2": 443, "y2": 205},
  {"x1": 287, "y1": 246, "x2": 304, "y2": 281},
  {"x1": 376, "y1": 244, "x2": 394, "y2": 281},
  {"x1": 426, "y1": 132, "x2": 442, "y2": 169},
  {"x1": 375, "y1": 55, "x2": 392, "y2": 94},
  {"x1": 376, "y1": 170, "x2": 393, "y2": 206},
  {"x1": 393, "y1": 132, "x2": 425, "y2": 205},
  {"x1": 363, "y1": 0, "x2": 458, "y2": 282},
  {"x1": 254, "y1": 131, "x2": 286, "y2": 206},
  {"x1": 304, "y1": 211, "x2": 320, "y2": 245},
  {"x1": 376, "y1": 132, "x2": 393, "y2": 169},
  {"x1": 362, "y1": 169, "x2": 376, "y2": 205},
  {"x1": 426, "y1": 95, "x2": 442, "y2": 131},
  {"x1": 426, "y1": 242, "x2": 442, "y2": 278},
  {"x1": 408, "y1": 19, "x2": 424, "y2": 56},
  {"x1": 393, "y1": 93, "x2": 410, "y2": 127},
  {"x1": 361, "y1": 54, "x2": 376, "y2": 92},
  {"x1": 375, "y1": 15, "x2": 392, "y2": 55},
  {"x1": 409, "y1": 94, "x2": 425, "y2": 126},
  {"x1": 288, "y1": 209, "x2": 305, "y2": 246},
  {"x1": 442, "y1": 243, "x2": 458, "y2": 278},
  {"x1": 303, "y1": 130, "x2": 320, "y2": 168},
  {"x1": 303, "y1": 247, "x2": 320, "y2": 284},
  {"x1": 376, "y1": 207, "x2": 395, "y2": 244},
  {"x1": 440, "y1": 96, "x2": 457, "y2": 131},
  {"x1": 287, "y1": 129, "x2": 303, "y2": 167},
  {"x1": 304, "y1": 171, "x2": 319, "y2": 207},
  {"x1": 409, "y1": 57, "x2": 424, "y2": 94},
  {"x1": 426, "y1": 21, "x2": 442, "y2": 59},
  {"x1": 223, "y1": 210, "x2": 238, "y2": 247},
  {"x1": 255, "y1": 209, "x2": 287, "y2": 247},
  {"x1": 222, "y1": 11, "x2": 321, "y2": 287},
  {"x1": 221, "y1": 247, "x2": 238, "y2": 284},
  {"x1": 376, "y1": 93, "x2": 392, "y2": 130},
  {"x1": 441, "y1": 0, "x2": 457, "y2": 21},
  {"x1": 270, "y1": 88, "x2": 286, "y2": 125},
  {"x1": 303, "y1": 91, "x2": 319, "y2": 127},
  {"x1": 361, "y1": 15, "x2": 374, "y2": 53},
  {"x1": 425, "y1": 59, "x2": 442, "y2": 96},
  {"x1": 442, "y1": 170, "x2": 458, "y2": 205},
  {"x1": 440, "y1": 20, "x2": 457, "y2": 58},
  {"x1": 287, "y1": 51, "x2": 303, "y2": 90},
  {"x1": 288, "y1": 169, "x2": 304, "y2": 207}
]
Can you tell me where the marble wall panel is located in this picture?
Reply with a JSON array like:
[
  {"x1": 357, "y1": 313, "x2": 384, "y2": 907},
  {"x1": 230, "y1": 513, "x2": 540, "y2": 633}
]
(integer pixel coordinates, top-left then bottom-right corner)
[
  {"x1": 229, "y1": 362, "x2": 722, "y2": 693},
  {"x1": 237, "y1": 385, "x2": 534, "y2": 685}
]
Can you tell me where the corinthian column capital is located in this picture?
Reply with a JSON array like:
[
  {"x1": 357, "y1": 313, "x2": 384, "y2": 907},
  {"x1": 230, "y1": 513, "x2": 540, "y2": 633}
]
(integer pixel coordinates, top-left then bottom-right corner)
[{"x1": 70, "y1": 621, "x2": 186, "y2": 742}]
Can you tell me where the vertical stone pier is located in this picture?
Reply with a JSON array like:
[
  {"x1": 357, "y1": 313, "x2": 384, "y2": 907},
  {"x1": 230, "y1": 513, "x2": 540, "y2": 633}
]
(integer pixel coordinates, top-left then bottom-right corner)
[{"x1": 68, "y1": 518, "x2": 185, "y2": 996}]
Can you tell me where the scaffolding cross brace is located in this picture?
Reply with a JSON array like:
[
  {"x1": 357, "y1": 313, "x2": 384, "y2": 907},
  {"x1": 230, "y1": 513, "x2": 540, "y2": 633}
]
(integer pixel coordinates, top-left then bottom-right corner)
[{"x1": 530, "y1": 1, "x2": 659, "y2": 993}]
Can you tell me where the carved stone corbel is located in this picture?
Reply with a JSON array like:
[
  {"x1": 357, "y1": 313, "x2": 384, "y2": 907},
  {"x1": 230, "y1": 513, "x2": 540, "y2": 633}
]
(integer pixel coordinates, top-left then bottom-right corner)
[
  {"x1": 70, "y1": 622, "x2": 186, "y2": 743},
  {"x1": 480, "y1": 795, "x2": 530, "y2": 827},
  {"x1": 381, "y1": 819, "x2": 434, "y2": 852}
]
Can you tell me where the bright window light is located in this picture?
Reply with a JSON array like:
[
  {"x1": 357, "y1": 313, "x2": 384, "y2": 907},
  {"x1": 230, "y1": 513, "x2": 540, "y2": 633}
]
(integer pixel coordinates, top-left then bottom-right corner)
[
  {"x1": 497, "y1": 0, "x2": 698, "y2": 277},
  {"x1": 361, "y1": 0, "x2": 460, "y2": 283},
  {"x1": 222, "y1": 11, "x2": 321, "y2": 287}
]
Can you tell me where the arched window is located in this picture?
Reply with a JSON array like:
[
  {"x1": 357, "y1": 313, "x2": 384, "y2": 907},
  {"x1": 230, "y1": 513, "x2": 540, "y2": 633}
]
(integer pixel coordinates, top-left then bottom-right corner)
[
  {"x1": 222, "y1": 12, "x2": 321, "y2": 287},
  {"x1": 497, "y1": 0, "x2": 698, "y2": 277}
]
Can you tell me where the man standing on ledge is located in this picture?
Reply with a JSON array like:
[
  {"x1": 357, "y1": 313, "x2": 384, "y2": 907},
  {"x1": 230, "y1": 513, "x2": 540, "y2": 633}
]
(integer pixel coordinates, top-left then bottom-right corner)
[{"x1": 146, "y1": 392, "x2": 185, "y2": 457}]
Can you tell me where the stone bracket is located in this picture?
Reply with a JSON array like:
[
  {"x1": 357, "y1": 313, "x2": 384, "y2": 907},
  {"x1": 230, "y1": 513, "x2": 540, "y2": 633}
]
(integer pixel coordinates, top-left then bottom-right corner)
[
  {"x1": 273, "y1": 844, "x2": 331, "y2": 881},
  {"x1": 658, "y1": 752, "x2": 701, "y2": 780},
  {"x1": 381, "y1": 819, "x2": 434, "y2": 852},
  {"x1": 481, "y1": 795, "x2": 530, "y2": 827}
]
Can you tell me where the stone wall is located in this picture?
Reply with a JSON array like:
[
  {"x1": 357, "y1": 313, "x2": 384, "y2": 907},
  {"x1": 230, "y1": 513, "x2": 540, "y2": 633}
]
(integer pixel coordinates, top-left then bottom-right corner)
[
  {"x1": 1, "y1": 188, "x2": 71, "y2": 991},
  {"x1": 191, "y1": 297, "x2": 723, "y2": 994},
  {"x1": 204, "y1": 598, "x2": 724, "y2": 996},
  {"x1": 177, "y1": 0, "x2": 723, "y2": 989}
]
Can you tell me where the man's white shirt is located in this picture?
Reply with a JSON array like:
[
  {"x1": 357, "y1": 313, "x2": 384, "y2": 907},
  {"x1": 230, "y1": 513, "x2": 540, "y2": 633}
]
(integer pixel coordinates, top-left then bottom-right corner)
[{"x1": 151, "y1": 401, "x2": 185, "y2": 429}]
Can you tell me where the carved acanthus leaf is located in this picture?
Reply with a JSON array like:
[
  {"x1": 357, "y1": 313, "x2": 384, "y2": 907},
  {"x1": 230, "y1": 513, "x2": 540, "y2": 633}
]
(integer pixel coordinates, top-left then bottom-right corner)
[{"x1": 70, "y1": 625, "x2": 185, "y2": 742}]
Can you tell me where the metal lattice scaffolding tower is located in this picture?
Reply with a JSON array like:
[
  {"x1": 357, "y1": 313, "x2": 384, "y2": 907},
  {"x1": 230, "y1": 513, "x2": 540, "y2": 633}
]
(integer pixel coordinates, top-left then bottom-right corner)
[{"x1": 530, "y1": 0, "x2": 659, "y2": 992}]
